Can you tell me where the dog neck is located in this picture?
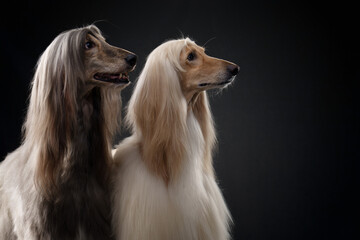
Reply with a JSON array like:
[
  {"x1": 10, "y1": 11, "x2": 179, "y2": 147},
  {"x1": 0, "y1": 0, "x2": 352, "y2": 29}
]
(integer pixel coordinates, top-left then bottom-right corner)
[
  {"x1": 36, "y1": 87, "x2": 115, "y2": 238},
  {"x1": 63, "y1": 87, "x2": 111, "y2": 184},
  {"x1": 187, "y1": 92, "x2": 201, "y2": 107},
  {"x1": 188, "y1": 91, "x2": 216, "y2": 176},
  {"x1": 29, "y1": 86, "x2": 117, "y2": 200}
]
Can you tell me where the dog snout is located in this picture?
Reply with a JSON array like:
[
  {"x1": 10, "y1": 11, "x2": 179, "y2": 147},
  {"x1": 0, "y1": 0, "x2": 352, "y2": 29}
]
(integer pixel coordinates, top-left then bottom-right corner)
[
  {"x1": 227, "y1": 64, "x2": 240, "y2": 76},
  {"x1": 125, "y1": 54, "x2": 137, "y2": 68}
]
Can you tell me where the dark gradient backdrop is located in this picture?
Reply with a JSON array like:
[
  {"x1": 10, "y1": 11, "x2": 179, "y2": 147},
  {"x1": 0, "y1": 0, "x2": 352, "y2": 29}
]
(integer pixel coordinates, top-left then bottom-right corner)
[{"x1": 1, "y1": 0, "x2": 358, "y2": 239}]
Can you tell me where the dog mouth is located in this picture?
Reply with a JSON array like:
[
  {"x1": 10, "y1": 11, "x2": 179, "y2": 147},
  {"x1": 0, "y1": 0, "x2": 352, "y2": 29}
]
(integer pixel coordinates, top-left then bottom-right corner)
[
  {"x1": 198, "y1": 76, "x2": 235, "y2": 87},
  {"x1": 93, "y1": 72, "x2": 130, "y2": 84}
]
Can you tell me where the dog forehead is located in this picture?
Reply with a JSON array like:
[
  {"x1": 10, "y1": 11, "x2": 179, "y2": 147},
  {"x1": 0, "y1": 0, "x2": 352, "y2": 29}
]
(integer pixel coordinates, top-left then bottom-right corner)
[
  {"x1": 181, "y1": 42, "x2": 205, "y2": 55},
  {"x1": 86, "y1": 31, "x2": 105, "y2": 42}
]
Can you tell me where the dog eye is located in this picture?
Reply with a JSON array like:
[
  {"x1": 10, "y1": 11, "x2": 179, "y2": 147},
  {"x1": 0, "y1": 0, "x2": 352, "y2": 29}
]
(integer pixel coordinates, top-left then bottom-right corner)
[
  {"x1": 187, "y1": 52, "x2": 196, "y2": 61},
  {"x1": 85, "y1": 41, "x2": 95, "y2": 50}
]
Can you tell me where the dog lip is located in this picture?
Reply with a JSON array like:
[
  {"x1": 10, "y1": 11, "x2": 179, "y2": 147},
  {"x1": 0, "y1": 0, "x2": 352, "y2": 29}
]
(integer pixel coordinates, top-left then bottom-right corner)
[
  {"x1": 198, "y1": 78, "x2": 233, "y2": 87},
  {"x1": 93, "y1": 72, "x2": 130, "y2": 84},
  {"x1": 217, "y1": 79, "x2": 232, "y2": 85},
  {"x1": 198, "y1": 83, "x2": 210, "y2": 87}
]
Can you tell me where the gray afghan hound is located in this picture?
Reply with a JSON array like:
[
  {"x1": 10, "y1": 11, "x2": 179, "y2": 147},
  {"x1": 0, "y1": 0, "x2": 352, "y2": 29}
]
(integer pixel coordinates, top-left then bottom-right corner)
[{"x1": 0, "y1": 25, "x2": 136, "y2": 239}]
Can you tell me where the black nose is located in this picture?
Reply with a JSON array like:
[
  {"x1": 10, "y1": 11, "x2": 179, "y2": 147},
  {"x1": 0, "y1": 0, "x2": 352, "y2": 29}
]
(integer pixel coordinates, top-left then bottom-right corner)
[
  {"x1": 227, "y1": 64, "x2": 240, "y2": 76},
  {"x1": 125, "y1": 54, "x2": 137, "y2": 68}
]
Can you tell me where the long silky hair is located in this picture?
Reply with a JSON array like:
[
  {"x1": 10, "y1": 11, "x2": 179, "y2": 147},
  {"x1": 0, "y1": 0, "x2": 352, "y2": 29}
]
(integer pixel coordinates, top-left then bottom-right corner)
[
  {"x1": 126, "y1": 39, "x2": 217, "y2": 183},
  {"x1": 23, "y1": 25, "x2": 121, "y2": 199}
]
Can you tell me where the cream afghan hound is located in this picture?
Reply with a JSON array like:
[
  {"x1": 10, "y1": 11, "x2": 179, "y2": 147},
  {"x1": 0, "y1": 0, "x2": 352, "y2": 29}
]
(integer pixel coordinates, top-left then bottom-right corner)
[
  {"x1": 112, "y1": 38, "x2": 239, "y2": 240},
  {"x1": 0, "y1": 25, "x2": 136, "y2": 240}
]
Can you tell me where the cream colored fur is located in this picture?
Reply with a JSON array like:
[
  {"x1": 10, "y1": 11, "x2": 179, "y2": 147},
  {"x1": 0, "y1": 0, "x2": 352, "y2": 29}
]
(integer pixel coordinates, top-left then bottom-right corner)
[{"x1": 112, "y1": 39, "x2": 238, "y2": 240}]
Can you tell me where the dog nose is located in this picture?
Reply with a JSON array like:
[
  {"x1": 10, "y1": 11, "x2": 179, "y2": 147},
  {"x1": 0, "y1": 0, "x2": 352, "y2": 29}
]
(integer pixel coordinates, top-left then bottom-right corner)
[
  {"x1": 227, "y1": 64, "x2": 240, "y2": 76},
  {"x1": 125, "y1": 54, "x2": 137, "y2": 68}
]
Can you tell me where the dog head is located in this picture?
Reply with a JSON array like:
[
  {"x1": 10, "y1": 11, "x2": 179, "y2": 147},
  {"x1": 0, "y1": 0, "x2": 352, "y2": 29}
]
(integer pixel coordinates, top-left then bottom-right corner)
[
  {"x1": 178, "y1": 38, "x2": 239, "y2": 100},
  {"x1": 83, "y1": 26, "x2": 137, "y2": 88},
  {"x1": 127, "y1": 38, "x2": 238, "y2": 182},
  {"x1": 38, "y1": 25, "x2": 136, "y2": 97},
  {"x1": 133, "y1": 38, "x2": 239, "y2": 103}
]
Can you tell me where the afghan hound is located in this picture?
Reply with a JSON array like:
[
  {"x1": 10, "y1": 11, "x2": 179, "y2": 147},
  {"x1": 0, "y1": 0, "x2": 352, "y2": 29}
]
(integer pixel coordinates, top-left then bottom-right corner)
[
  {"x1": 112, "y1": 38, "x2": 239, "y2": 240},
  {"x1": 0, "y1": 25, "x2": 136, "y2": 240}
]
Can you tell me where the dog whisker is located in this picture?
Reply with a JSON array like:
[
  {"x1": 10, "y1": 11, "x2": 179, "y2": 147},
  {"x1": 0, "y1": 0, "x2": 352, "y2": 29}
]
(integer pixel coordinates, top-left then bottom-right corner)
[{"x1": 202, "y1": 36, "x2": 217, "y2": 48}]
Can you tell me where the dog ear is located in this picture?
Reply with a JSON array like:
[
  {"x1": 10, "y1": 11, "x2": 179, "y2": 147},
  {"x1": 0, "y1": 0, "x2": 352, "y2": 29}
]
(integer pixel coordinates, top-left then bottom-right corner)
[
  {"x1": 127, "y1": 53, "x2": 187, "y2": 183},
  {"x1": 25, "y1": 32, "x2": 82, "y2": 199}
]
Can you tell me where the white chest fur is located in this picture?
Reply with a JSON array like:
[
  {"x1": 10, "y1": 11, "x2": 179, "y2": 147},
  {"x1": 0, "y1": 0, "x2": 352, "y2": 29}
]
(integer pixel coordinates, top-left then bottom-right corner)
[{"x1": 112, "y1": 112, "x2": 231, "y2": 240}]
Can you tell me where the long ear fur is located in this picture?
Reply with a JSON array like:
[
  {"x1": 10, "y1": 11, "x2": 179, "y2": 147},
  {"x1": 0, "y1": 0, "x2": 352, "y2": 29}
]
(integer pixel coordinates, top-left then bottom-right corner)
[
  {"x1": 127, "y1": 44, "x2": 187, "y2": 183},
  {"x1": 23, "y1": 28, "x2": 87, "y2": 199}
]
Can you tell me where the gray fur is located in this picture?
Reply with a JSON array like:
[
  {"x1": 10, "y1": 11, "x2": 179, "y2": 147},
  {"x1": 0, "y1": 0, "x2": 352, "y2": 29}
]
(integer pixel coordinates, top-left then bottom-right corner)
[{"x1": 0, "y1": 25, "x2": 127, "y2": 239}]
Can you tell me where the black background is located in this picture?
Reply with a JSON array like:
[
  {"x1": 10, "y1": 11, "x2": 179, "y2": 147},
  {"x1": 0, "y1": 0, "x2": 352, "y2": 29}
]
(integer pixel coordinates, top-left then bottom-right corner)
[{"x1": 1, "y1": 0, "x2": 359, "y2": 239}]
